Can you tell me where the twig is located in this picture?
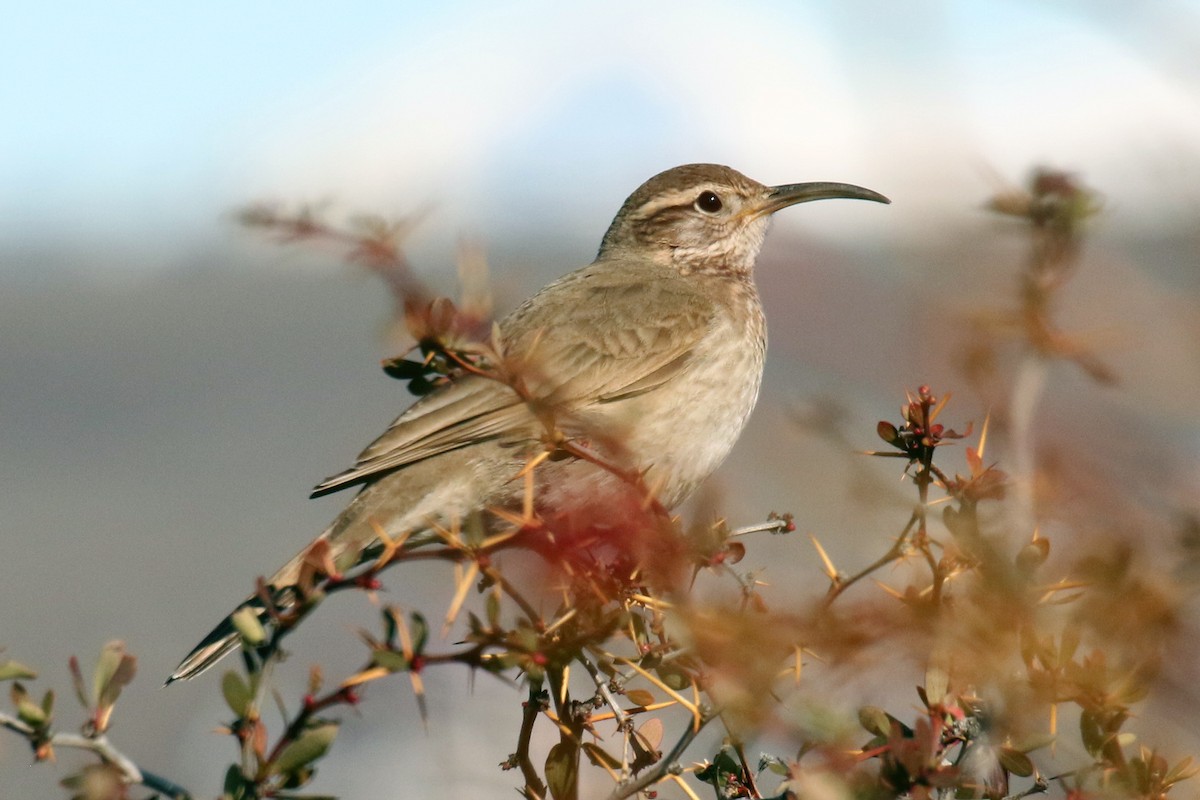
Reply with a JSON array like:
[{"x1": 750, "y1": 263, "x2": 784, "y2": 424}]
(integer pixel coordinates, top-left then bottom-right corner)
[
  {"x1": 1009, "y1": 356, "x2": 1047, "y2": 539},
  {"x1": 822, "y1": 511, "x2": 919, "y2": 605},
  {"x1": 604, "y1": 707, "x2": 715, "y2": 800},
  {"x1": 729, "y1": 517, "x2": 793, "y2": 537},
  {"x1": 479, "y1": 561, "x2": 542, "y2": 625},
  {"x1": 1, "y1": 711, "x2": 193, "y2": 798},
  {"x1": 577, "y1": 652, "x2": 629, "y2": 730},
  {"x1": 730, "y1": 738, "x2": 762, "y2": 799},
  {"x1": 264, "y1": 686, "x2": 357, "y2": 767},
  {"x1": 134, "y1": 769, "x2": 194, "y2": 800},
  {"x1": 0, "y1": 710, "x2": 35, "y2": 738},
  {"x1": 516, "y1": 680, "x2": 549, "y2": 799}
]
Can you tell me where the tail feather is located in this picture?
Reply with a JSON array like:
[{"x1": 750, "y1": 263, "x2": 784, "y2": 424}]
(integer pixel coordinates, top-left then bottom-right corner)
[
  {"x1": 165, "y1": 598, "x2": 264, "y2": 684},
  {"x1": 167, "y1": 485, "x2": 447, "y2": 684},
  {"x1": 167, "y1": 526, "x2": 342, "y2": 684}
]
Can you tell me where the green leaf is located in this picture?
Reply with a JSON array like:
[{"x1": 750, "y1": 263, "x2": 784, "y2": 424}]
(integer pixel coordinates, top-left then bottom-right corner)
[
  {"x1": 381, "y1": 357, "x2": 427, "y2": 380},
  {"x1": 696, "y1": 746, "x2": 741, "y2": 791},
  {"x1": 0, "y1": 660, "x2": 36, "y2": 682},
  {"x1": 485, "y1": 590, "x2": 501, "y2": 627},
  {"x1": 16, "y1": 699, "x2": 46, "y2": 727},
  {"x1": 758, "y1": 754, "x2": 790, "y2": 776},
  {"x1": 221, "y1": 671, "x2": 254, "y2": 717},
  {"x1": 409, "y1": 612, "x2": 429, "y2": 655},
  {"x1": 544, "y1": 741, "x2": 578, "y2": 800},
  {"x1": 1079, "y1": 709, "x2": 1104, "y2": 757},
  {"x1": 382, "y1": 606, "x2": 400, "y2": 647},
  {"x1": 858, "y1": 705, "x2": 891, "y2": 737},
  {"x1": 271, "y1": 724, "x2": 339, "y2": 776},
  {"x1": 223, "y1": 764, "x2": 252, "y2": 800},
  {"x1": 279, "y1": 767, "x2": 315, "y2": 791},
  {"x1": 628, "y1": 614, "x2": 649, "y2": 648},
  {"x1": 695, "y1": 761, "x2": 719, "y2": 786},
  {"x1": 68, "y1": 656, "x2": 88, "y2": 710},
  {"x1": 231, "y1": 607, "x2": 267, "y2": 647},
  {"x1": 654, "y1": 663, "x2": 689, "y2": 690},
  {"x1": 88, "y1": 641, "x2": 136, "y2": 712},
  {"x1": 92, "y1": 641, "x2": 126, "y2": 706},
  {"x1": 713, "y1": 745, "x2": 741, "y2": 773},
  {"x1": 371, "y1": 649, "x2": 409, "y2": 673},
  {"x1": 61, "y1": 764, "x2": 123, "y2": 798},
  {"x1": 10, "y1": 682, "x2": 47, "y2": 727}
]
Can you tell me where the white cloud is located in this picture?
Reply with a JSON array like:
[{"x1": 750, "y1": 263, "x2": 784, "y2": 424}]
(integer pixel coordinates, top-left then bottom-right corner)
[
  {"x1": 236, "y1": 1, "x2": 875, "y2": 243},
  {"x1": 232, "y1": 0, "x2": 1200, "y2": 252}
]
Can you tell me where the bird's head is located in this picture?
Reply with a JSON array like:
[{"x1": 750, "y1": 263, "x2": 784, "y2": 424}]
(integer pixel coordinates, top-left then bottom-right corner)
[{"x1": 598, "y1": 163, "x2": 888, "y2": 276}]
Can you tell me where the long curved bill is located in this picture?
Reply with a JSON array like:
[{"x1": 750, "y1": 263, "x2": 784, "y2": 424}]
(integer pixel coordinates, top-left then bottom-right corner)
[{"x1": 750, "y1": 181, "x2": 890, "y2": 219}]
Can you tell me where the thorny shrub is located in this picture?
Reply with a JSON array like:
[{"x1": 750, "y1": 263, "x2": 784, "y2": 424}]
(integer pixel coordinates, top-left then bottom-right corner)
[{"x1": 2, "y1": 168, "x2": 1195, "y2": 800}]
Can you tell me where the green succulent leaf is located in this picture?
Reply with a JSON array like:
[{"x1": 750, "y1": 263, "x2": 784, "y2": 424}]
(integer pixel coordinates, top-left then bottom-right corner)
[
  {"x1": 271, "y1": 724, "x2": 339, "y2": 776},
  {"x1": 221, "y1": 671, "x2": 254, "y2": 717},
  {"x1": 0, "y1": 660, "x2": 37, "y2": 682}
]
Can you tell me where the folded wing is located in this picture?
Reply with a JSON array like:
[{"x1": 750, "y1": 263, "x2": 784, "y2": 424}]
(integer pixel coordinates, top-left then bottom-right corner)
[{"x1": 312, "y1": 267, "x2": 716, "y2": 497}]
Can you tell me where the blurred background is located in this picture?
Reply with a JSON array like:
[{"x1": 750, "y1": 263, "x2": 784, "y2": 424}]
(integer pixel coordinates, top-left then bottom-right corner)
[{"x1": 3, "y1": 1, "x2": 1199, "y2": 797}]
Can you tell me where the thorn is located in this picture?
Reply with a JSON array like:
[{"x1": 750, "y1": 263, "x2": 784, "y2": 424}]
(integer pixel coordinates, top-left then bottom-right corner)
[
  {"x1": 978, "y1": 411, "x2": 991, "y2": 461},
  {"x1": 368, "y1": 520, "x2": 413, "y2": 569},
  {"x1": 616, "y1": 657, "x2": 701, "y2": 733},
  {"x1": 442, "y1": 560, "x2": 481, "y2": 638},
  {"x1": 809, "y1": 534, "x2": 839, "y2": 582},
  {"x1": 873, "y1": 579, "x2": 904, "y2": 600}
]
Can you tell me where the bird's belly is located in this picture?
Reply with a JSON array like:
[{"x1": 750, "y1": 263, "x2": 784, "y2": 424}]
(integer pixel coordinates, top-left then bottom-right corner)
[{"x1": 582, "y1": 333, "x2": 765, "y2": 509}]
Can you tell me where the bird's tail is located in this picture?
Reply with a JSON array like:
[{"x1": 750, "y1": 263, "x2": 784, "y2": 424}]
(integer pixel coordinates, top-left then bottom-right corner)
[
  {"x1": 165, "y1": 517, "x2": 439, "y2": 684},
  {"x1": 164, "y1": 597, "x2": 270, "y2": 684},
  {"x1": 165, "y1": 527, "x2": 338, "y2": 685}
]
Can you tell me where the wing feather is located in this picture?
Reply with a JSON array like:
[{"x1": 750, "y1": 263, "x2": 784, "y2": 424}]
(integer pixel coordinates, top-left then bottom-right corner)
[{"x1": 312, "y1": 262, "x2": 716, "y2": 496}]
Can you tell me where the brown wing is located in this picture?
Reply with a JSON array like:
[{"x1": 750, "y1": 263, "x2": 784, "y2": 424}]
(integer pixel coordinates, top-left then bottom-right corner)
[{"x1": 311, "y1": 261, "x2": 715, "y2": 496}]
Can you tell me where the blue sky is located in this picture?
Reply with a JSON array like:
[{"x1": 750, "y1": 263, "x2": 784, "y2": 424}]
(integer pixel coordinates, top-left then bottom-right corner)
[
  {"x1": 4, "y1": 1, "x2": 1199, "y2": 261},
  {"x1": 2, "y1": 3, "x2": 432, "y2": 237}
]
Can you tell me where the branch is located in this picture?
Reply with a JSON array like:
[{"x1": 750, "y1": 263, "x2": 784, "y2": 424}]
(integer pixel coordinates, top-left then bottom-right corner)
[
  {"x1": 822, "y1": 510, "x2": 920, "y2": 605},
  {"x1": 577, "y1": 652, "x2": 629, "y2": 730},
  {"x1": 604, "y1": 706, "x2": 716, "y2": 800},
  {"x1": 1, "y1": 711, "x2": 193, "y2": 799},
  {"x1": 516, "y1": 680, "x2": 549, "y2": 799}
]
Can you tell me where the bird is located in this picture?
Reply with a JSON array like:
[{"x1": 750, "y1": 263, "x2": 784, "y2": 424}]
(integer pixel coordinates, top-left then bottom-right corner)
[{"x1": 168, "y1": 163, "x2": 888, "y2": 683}]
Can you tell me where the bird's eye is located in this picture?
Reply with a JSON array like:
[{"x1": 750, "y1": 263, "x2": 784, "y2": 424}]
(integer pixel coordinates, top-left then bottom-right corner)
[{"x1": 694, "y1": 190, "x2": 723, "y2": 214}]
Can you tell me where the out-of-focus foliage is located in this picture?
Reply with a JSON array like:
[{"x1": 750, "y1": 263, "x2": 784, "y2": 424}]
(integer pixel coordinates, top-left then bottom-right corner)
[{"x1": 3, "y1": 168, "x2": 1195, "y2": 800}]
